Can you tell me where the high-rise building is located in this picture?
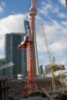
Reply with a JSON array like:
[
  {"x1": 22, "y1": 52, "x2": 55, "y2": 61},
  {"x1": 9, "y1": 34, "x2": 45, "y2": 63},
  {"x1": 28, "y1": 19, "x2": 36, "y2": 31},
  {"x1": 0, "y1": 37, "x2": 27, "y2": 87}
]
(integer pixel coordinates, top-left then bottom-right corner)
[
  {"x1": 45, "y1": 64, "x2": 65, "y2": 74},
  {"x1": 39, "y1": 65, "x2": 46, "y2": 75},
  {"x1": 39, "y1": 64, "x2": 65, "y2": 75},
  {"x1": 5, "y1": 33, "x2": 27, "y2": 78}
]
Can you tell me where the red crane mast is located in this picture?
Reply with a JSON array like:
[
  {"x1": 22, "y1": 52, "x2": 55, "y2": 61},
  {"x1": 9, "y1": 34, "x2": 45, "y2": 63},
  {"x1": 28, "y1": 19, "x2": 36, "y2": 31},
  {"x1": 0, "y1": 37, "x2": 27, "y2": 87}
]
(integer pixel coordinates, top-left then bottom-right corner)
[{"x1": 18, "y1": 0, "x2": 38, "y2": 95}]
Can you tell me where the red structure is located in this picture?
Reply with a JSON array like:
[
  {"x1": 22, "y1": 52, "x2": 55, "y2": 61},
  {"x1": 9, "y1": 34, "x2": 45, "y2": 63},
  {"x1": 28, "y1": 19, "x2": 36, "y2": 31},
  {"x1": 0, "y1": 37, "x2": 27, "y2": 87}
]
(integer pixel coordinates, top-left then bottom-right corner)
[{"x1": 18, "y1": 0, "x2": 38, "y2": 95}]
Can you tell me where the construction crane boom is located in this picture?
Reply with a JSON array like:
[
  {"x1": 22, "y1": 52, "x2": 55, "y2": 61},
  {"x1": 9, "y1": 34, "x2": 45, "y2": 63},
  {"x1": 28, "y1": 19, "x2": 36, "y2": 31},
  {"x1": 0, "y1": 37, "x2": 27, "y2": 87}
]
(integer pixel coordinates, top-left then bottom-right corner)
[
  {"x1": 41, "y1": 25, "x2": 55, "y2": 89},
  {"x1": 41, "y1": 25, "x2": 52, "y2": 64}
]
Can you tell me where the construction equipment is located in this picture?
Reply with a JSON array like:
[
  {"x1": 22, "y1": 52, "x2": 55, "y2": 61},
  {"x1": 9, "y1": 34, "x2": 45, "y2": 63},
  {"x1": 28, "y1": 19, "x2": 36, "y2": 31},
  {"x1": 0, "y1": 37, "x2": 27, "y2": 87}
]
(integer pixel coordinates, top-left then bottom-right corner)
[
  {"x1": 18, "y1": 0, "x2": 38, "y2": 95},
  {"x1": 0, "y1": 62, "x2": 14, "y2": 70},
  {"x1": 41, "y1": 88, "x2": 54, "y2": 100},
  {"x1": 30, "y1": 0, "x2": 39, "y2": 76},
  {"x1": 24, "y1": 19, "x2": 30, "y2": 35},
  {"x1": 24, "y1": 1, "x2": 39, "y2": 76},
  {"x1": 41, "y1": 25, "x2": 55, "y2": 90}
]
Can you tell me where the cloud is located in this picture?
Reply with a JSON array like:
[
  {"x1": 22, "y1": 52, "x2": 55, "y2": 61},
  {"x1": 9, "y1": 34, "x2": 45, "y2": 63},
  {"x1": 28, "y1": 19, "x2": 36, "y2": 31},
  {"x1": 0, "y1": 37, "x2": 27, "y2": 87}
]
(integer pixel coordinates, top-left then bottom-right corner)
[
  {"x1": 0, "y1": 14, "x2": 25, "y2": 34},
  {"x1": 58, "y1": 13, "x2": 67, "y2": 18},
  {"x1": 36, "y1": 17, "x2": 67, "y2": 57},
  {"x1": 45, "y1": 19, "x2": 67, "y2": 41},
  {"x1": 0, "y1": 1, "x2": 6, "y2": 13},
  {"x1": 0, "y1": 0, "x2": 67, "y2": 66},
  {"x1": 0, "y1": 55, "x2": 5, "y2": 59},
  {"x1": 36, "y1": 15, "x2": 67, "y2": 66},
  {"x1": 0, "y1": 6, "x2": 3, "y2": 13},
  {"x1": 0, "y1": 14, "x2": 25, "y2": 58},
  {"x1": 39, "y1": 1, "x2": 67, "y2": 19},
  {"x1": 39, "y1": 2, "x2": 52, "y2": 16},
  {"x1": 39, "y1": 1, "x2": 54, "y2": 17},
  {"x1": 1, "y1": 1, "x2": 6, "y2": 7},
  {"x1": 50, "y1": 41, "x2": 67, "y2": 55},
  {"x1": 59, "y1": 0, "x2": 66, "y2": 7},
  {"x1": 36, "y1": 1, "x2": 67, "y2": 65},
  {"x1": 0, "y1": 35, "x2": 4, "y2": 50}
]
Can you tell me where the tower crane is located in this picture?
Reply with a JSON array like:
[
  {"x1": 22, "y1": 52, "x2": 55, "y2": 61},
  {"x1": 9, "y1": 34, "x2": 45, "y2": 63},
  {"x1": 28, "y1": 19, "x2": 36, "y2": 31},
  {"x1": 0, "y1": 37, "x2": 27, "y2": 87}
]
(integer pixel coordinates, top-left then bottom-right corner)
[
  {"x1": 18, "y1": 0, "x2": 67, "y2": 95},
  {"x1": 41, "y1": 0, "x2": 67, "y2": 89},
  {"x1": 41, "y1": 25, "x2": 55, "y2": 90},
  {"x1": 18, "y1": 0, "x2": 38, "y2": 95}
]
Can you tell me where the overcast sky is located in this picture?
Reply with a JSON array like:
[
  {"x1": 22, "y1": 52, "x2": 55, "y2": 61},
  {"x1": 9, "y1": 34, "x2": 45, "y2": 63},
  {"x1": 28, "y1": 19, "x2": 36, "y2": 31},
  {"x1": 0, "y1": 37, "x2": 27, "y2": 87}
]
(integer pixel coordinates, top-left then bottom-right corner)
[{"x1": 0, "y1": 0, "x2": 67, "y2": 67}]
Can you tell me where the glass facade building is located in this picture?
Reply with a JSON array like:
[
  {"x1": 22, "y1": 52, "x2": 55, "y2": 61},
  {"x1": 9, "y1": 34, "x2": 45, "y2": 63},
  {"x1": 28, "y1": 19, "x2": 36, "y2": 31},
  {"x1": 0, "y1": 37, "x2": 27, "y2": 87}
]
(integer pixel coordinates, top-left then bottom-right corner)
[
  {"x1": 0, "y1": 59, "x2": 5, "y2": 78},
  {"x1": 5, "y1": 33, "x2": 27, "y2": 78}
]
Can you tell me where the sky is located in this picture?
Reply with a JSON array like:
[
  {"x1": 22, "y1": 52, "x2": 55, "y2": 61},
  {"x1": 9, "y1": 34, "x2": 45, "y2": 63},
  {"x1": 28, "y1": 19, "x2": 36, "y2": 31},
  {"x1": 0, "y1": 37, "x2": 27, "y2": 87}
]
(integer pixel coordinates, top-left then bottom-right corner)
[{"x1": 0, "y1": 0, "x2": 67, "y2": 67}]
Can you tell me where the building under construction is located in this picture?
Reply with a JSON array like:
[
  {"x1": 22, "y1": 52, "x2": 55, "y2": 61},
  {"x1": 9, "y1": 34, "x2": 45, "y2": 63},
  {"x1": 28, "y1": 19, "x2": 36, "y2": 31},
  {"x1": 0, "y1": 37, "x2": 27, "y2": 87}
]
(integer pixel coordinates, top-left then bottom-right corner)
[{"x1": 0, "y1": 0, "x2": 67, "y2": 100}]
